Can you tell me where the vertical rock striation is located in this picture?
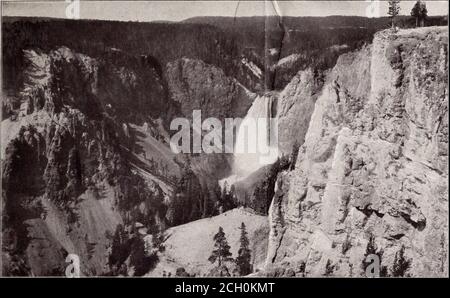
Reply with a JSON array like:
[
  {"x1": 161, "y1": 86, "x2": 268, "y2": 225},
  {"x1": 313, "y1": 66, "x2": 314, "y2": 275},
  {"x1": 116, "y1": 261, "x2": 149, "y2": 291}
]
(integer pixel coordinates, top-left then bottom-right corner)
[{"x1": 265, "y1": 27, "x2": 448, "y2": 277}]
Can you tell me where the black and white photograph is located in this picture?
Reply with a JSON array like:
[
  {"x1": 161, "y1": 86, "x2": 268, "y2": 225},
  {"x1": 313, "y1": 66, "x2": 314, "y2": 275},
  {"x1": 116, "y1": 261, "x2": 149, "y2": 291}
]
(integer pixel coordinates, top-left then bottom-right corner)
[{"x1": 0, "y1": 0, "x2": 448, "y2": 282}]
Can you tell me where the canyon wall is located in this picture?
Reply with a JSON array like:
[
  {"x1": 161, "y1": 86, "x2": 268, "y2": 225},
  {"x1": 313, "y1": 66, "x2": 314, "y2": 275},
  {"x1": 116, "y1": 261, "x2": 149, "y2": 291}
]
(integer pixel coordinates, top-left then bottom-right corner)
[
  {"x1": 2, "y1": 45, "x2": 255, "y2": 275},
  {"x1": 265, "y1": 27, "x2": 448, "y2": 277}
]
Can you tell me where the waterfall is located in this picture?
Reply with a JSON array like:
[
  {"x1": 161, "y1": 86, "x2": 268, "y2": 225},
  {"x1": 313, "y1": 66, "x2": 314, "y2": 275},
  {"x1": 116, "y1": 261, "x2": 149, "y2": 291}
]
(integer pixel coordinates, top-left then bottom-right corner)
[
  {"x1": 233, "y1": 94, "x2": 279, "y2": 178},
  {"x1": 219, "y1": 94, "x2": 279, "y2": 190}
]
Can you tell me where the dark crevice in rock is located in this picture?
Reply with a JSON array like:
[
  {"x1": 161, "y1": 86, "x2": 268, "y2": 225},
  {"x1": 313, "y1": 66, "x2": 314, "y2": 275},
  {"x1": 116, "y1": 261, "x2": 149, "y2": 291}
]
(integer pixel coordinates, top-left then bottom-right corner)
[
  {"x1": 355, "y1": 204, "x2": 385, "y2": 219},
  {"x1": 400, "y1": 212, "x2": 426, "y2": 231}
]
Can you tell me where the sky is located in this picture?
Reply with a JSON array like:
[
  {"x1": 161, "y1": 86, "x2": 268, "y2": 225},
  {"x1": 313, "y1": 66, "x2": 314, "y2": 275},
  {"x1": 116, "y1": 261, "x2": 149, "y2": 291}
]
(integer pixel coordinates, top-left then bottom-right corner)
[{"x1": 2, "y1": 1, "x2": 449, "y2": 22}]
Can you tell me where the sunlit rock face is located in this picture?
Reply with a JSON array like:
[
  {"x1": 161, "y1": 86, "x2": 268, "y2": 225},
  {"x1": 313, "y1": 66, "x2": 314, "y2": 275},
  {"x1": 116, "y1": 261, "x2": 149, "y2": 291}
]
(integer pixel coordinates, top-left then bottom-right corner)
[
  {"x1": 265, "y1": 27, "x2": 448, "y2": 277},
  {"x1": 276, "y1": 68, "x2": 325, "y2": 155}
]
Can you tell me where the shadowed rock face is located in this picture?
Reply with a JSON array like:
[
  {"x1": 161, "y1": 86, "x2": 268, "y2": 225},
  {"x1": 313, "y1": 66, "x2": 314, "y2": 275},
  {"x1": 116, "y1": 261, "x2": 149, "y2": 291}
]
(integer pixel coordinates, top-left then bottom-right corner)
[
  {"x1": 265, "y1": 27, "x2": 448, "y2": 277},
  {"x1": 1, "y1": 47, "x2": 171, "y2": 276},
  {"x1": 166, "y1": 58, "x2": 256, "y2": 121}
]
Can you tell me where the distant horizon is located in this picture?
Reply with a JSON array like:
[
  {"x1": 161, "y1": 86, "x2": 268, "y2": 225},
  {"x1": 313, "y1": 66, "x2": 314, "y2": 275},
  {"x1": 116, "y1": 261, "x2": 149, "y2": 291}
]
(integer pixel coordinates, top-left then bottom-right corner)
[
  {"x1": 2, "y1": 13, "x2": 449, "y2": 25},
  {"x1": 2, "y1": 14, "x2": 448, "y2": 24},
  {"x1": 2, "y1": 1, "x2": 449, "y2": 22}
]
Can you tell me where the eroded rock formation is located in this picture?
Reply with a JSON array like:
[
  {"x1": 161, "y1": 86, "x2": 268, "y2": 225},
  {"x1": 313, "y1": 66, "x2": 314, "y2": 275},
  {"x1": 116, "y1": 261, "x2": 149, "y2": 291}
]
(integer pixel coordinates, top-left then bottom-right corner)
[{"x1": 265, "y1": 27, "x2": 448, "y2": 277}]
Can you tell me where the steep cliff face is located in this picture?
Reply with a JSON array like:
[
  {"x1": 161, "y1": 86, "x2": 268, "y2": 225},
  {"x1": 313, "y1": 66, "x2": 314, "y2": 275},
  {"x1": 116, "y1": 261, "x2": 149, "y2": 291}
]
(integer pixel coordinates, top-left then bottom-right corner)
[
  {"x1": 229, "y1": 67, "x2": 327, "y2": 214},
  {"x1": 165, "y1": 58, "x2": 258, "y2": 216},
  {"x1": 166, "y1": 58, "x2": 256, "y2": 121},
  {"x1": 1, "y1": 47, "x2": 173, "y2": 276},
  {"x1": 266, "y1": 27, "x2": 448, "y2": 277},
  {"x1": 277, "y1": 68, "x2": 325, "y2": 154},
  {"x1": 2, "y1": 43, "x2": 262, "y2": 276}
]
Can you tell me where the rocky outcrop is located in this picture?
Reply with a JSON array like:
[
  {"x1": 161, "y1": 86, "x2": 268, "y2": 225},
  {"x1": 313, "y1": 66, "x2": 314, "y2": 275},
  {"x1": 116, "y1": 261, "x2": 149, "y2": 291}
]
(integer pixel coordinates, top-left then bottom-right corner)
[
  {"x1": 2, "y1": 47, "x2": 171, "y2": 276},
  {"x1": 166, "y1": 58, "x2": 256, "y2": 121},
  {"x1": 265, "y1": 27, "x2": 448, "y2": 277},
  {"x1": 2, "y1": 44, "x2": 261, "y2": 276},
  {"x1": 165, "y1": 58, "x2": 259, "y2": 217},
  {"x1": 229, "y1": 67, "x2": 326, "y2": 214},
  {"x1": 277, "y1": 68, "x2": 325, "y2": 154}
]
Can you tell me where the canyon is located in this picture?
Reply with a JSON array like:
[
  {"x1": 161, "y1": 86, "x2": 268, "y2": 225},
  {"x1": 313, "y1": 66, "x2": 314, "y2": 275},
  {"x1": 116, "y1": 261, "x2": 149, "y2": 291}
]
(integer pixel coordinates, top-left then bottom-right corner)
[{"x1": 1, "y1": 16, "x2": 448, "y2": 277}]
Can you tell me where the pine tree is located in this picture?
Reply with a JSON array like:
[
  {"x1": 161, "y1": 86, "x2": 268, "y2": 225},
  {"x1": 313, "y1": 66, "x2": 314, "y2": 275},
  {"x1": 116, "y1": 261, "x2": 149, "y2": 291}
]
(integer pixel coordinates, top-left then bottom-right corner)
[
  {"x1": 324, "y1": 259, "x2": 335, "y2": 276},
  {"x1": 391, "y1": 245, "x2": 411, "y2": 277},
  {"x1": 420, "y1": 2, "x2": 428, "y2": 27},
  {"x1": 129, "y1": 236, "x2": 158, "y2": 276},
  {"x1": 208, "y1": 226, "x2": 233, "y2": 267},
  {"x1": 235, "y1": 222, "x2": 252, "y2": 276},
  {"x1": 109, "y1": 224, "x2": 129, "y2": 267},
  {"x1": 388, "y1": 0, "x2": 401, "y2": 29},
  {"x1": 411, "y1": 1, "x2": 427, "y2": 27}
]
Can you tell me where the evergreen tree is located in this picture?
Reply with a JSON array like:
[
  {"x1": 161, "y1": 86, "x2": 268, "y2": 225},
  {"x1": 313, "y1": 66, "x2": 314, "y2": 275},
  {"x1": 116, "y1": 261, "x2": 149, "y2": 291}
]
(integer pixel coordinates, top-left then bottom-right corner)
[
  {"x1": 252, "y1": 184, "x2": 265, "y2": 213},
  {"x1": 109, "y1": 224, "x2": 129, "y2": 267},
  {"x1": 222, "y1": 181, "x2": 229, "y2": 198},
  {"x1": 229, "y1": 184, "x2": 236, "y2": 202},
  {"x1": 391, "y1": 245, "x2": 411, "y2": 277},
  {"x1": 217, "y1": 182, "x2": 236, "y2": 213},
  {"x1": 235, "y1": 222, "x2": 252, "y2": 276},
  {"x1": 175, "y1": 160, "x2": 203, "y2": 224},
  {"x1": 324, "y1": 259, "x2": 335, "y2": 276},
  {"x1": 388, "y1": 0, "x2": 401, "y2": 29},
  {"x1": 208, "y1": 226, "x2": 233, "y2": 267},
  {"x1": 129, "y1": 235, "x2": 158, "y2": 276},
  {"x1": 411, "y1": 1, "x2": 428, "y2": 27}
]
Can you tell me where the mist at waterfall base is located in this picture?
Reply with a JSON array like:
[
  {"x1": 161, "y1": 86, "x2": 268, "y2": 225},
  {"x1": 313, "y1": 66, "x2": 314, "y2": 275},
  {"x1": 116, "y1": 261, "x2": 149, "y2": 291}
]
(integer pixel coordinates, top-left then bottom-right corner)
[{"x1": 220, "y1": 95, "x2": 279, "y2": 189}]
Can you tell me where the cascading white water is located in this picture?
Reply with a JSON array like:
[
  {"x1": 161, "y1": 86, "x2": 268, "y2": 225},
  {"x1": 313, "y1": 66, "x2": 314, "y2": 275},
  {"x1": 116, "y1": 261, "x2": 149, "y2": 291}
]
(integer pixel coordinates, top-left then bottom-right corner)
[
  {"x1": 233, "y1": 94, "x2": 279, "y2": 176},
  {"x1": 220, "y1": 94, "x2": 279, "y2": 189}
]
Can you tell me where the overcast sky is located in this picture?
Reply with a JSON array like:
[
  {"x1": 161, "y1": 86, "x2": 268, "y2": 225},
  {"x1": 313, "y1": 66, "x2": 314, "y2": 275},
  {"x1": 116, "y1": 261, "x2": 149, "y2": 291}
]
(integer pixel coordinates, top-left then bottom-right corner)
[{"x1": 2, "y1": 1, "x2": 449, "y2": 22}]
